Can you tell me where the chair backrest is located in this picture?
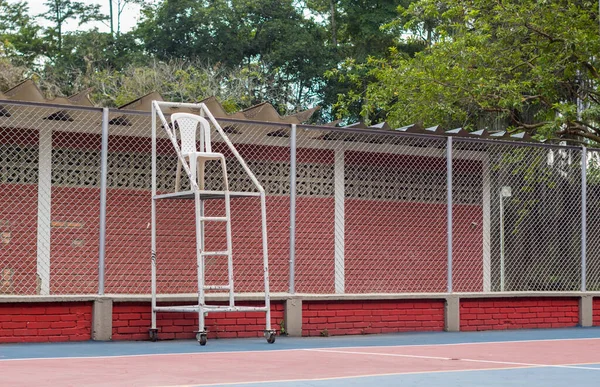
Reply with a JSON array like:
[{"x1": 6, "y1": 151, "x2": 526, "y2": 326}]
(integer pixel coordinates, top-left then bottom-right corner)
[{"x1": 171, "y1": 113, "x2": 212, "y2": 153}]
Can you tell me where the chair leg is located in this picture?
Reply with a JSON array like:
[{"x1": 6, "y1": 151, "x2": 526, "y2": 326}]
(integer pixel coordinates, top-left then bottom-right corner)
[
  {"x1": 189, "y1": 157, "x2": 197, "y2": 189},
  {"x1": 175, "y1": 159, "x2": 182, "y2": 192},
  {"x1": 198, "y1": 160, "x2": 206, "y2": 190}
]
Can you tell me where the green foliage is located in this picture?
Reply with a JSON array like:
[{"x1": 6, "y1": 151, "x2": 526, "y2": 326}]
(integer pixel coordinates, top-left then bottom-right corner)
[
  {"x1": 88, "y1": 60, "x2": 259, "y2": 109},
  {"x1": 135, "y1": 0, "x2": 336, "y2": 116},
  {"x1": 0, "y1": 0, "x2": 416, "y2": 120},
  {"x1": 41, "y1": 0, "x2": 108, "y2": 53},
  {"x1": 333, "y1": 0, "x2": 600, "y2": 143},
  {"x1": 306, "y1": 0, "x2": 418, "y2": 122},
  {"x1": 0, "y1": 0, "x2": 43, "y2": 66}
]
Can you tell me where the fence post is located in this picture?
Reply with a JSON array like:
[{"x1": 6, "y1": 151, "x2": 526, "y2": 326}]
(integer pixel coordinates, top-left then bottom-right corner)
[
  {"x1": 581, "y1": 146, "x2": 587, "y2": 292},
  {"x1": 334, "y1": 149, "x2": 345, "y2": 294},
  {"x1": 36, "y1": 125, "x2": 52, "y2": 295},
  {"x1": 289, "y1": 124, "x2": 297, "y2": 294},
  {"x1": 98, "y1": 108, "x2": 109, "y2": 295},
  {"x1": 446, "y1": 136, "x2": 453, "y2": 293}
]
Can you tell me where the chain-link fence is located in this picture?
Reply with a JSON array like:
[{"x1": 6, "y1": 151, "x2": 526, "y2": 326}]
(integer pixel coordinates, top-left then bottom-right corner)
[
  {"x1": 0, "y1": 102, "x2": 102, "y2": 295},
  {"x1": 453, "y1": 140, "x2": 582, "y2": 292},
  {"x1": 586, "y1": 148, "x2": 600, "y2": 291},
  {"x1": 0, "y1": 99, "x2": 598, "y2": 295}
]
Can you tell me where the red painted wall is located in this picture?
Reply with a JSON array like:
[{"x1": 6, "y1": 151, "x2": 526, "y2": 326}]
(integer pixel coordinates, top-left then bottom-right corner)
[
  {"x1": 302, "y1": 300, "x2": 445, "y2": 337},
  {"x1": 0, "y1": 302, "x2": 92, "y2": 343},
  {"x1": 295, "y1": 198, "x2": 335, "y2": 293},
  {"x1": 593, "y1": 297, "x2": 600, "y2": 326},
  {"x1": 460, "y1": 298, "x2": 579, "y2": 331},
  {"x1": 345, "y1": 202, "x2": 482, "y2": 293},
  {"x1": 0, "y1": 185, "x2": 100, "y2": 295},
  {"x1": 0, "y1": 184, "x2": 38, "y2": 295},
  {"x1": 50, "y1": 187, "x2": 100, "y2": 294},
  {"x1": 1, "y1": 130, "x2": 485, "y2": 295},
  {"x1": 104, "y1": 192, "x2": 292, "y2": 294},
  {"x1": 112, "y1": 302, "x2": 284, "y2": 340}
]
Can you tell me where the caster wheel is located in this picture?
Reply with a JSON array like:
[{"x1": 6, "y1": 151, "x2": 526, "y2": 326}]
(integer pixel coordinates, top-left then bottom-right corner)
[
  {"x1": 149, "y1": 329, "x2": 158, "y2": 342},
  {"x1": 196, "y1": 333, "x2": 207, "y2": 346},
  {"x1": 266, "y1": 331, "x2": 276, "y2": 344}
]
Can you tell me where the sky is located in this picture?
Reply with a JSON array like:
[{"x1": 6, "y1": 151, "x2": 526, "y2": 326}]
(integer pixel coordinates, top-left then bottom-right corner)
[{"x1": 10, "y1": 0, "x2": 146, "y2": 33}]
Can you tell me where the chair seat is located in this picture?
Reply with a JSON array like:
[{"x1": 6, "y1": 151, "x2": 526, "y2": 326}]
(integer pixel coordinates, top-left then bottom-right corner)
[{"x1": 182, "y1": 151, "x2": 224, "y2": 161}]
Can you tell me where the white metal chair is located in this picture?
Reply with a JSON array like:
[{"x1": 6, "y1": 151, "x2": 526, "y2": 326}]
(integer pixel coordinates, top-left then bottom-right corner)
[{"x1": 172, "y1": 112, "x2": 228, "y2": 192}]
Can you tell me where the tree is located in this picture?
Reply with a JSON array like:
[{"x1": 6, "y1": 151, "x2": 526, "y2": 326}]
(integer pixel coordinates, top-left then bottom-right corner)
[
  {"x1": 135, "y1": 0, "x2": 335, "y2": 115},
  {"x1": 305, "y1": 0, "x2": 420, "y2": 122},
  {"x1": 0, "y1": 0, "x2": 43, "y2": 66},
  {"x1": 37, "y1": 29, "x2": 146, "y2": 97},
  {"x1": 306, "y1": 0, "x2": 339, "y2": 47},
  {"x1": 41, "y1": 0, "x2": 108, "y2": 53},
  {"x1": 112, "y1": 0, "x2": 144, "y2": 36},
  {"x1": 335, "y1": 0, "x2": 600, "y2": 143}
]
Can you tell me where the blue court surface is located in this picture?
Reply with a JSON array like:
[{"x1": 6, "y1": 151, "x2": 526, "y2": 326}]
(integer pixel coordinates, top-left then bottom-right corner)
[{"x1": 1, "y1": 327, "x2": 599, "y2": 386}]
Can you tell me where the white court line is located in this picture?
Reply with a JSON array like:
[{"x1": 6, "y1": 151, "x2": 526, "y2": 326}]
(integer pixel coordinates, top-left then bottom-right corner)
[
  {"x1": 155, "y1": 366, "x2": 547, "y2": 387},
  {"x1": 0, "y1": 348, "x2": 302, "y2": 362},
  {"x1": 158, "y1": 359, "x2": 600, "y2": 387},
  {"x1": 306, "y1": 348, "x2": 600, "y2": 371},
  {"x1": 1, "y1": 336, "x2": 599, "y2": 363},
  {"x1": 324, "y1": 335, "x2": 600, "y2": 351}
]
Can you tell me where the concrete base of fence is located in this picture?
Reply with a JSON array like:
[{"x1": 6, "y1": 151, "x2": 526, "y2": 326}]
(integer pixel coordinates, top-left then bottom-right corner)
[
  {"x1": 445, "y1": 295, "x2": 460, "y2": 332},
  {"x1": 284, "y1": 298, "x2": 303, "y2": 337},
  {"x1": 580, "y1": 294, "x2": 594, "y2": 327},
  {"x1": 1, "y1": 292, "x2": 599, "y2": 343},
  {"x1": 92, "y1": 298, "x2": 113, "y2": 341}
]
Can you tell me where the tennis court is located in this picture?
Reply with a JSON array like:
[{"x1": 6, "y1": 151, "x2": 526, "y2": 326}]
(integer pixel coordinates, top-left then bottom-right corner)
[{"x1": 1, "y1": 327, "x2": 599, "y2": 386}]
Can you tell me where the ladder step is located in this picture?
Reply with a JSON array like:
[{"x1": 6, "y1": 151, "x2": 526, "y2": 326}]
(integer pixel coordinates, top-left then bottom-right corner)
[
  {"x1": 202, "y1": 251, "x2": 230, "y2": 256},
  {"x1": 204, "y1": 285, "x2": 230, "y2": 290},
  {"x1": 200, "y1": 217, "x2": 228, "y2": 222}
]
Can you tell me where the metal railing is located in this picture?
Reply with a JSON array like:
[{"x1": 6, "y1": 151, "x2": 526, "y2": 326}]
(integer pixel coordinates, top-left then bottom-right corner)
[{"x1": 0, "y1": 99, "x2": 597, "y2": 295}]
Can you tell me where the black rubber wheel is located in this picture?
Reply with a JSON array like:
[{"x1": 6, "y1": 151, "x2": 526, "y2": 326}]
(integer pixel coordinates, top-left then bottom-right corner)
[
  {"x1": 197, "y1": 333, "x2": 207, "y2": 346},
  {"x1": 149, "y1": 330, "x2": 158, "y2": 342},
  {"x1": 266, "y1": 332, "x2": 276, "y2": 344}
]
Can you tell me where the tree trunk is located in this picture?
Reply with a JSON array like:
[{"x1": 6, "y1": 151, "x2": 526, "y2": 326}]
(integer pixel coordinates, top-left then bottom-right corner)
[
  {"x1": 330, "y1": 0, "x2": 337, "y2": 47},
  {"x1": 109, "y1": 0, "x2": 114, "y2": 35},
  {"x1": 56, "y1": 3, "x2": 62, "y2": 52}
]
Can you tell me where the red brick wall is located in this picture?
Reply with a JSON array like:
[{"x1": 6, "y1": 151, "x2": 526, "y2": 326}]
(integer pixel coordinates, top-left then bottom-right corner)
[
  {"x1": 0, "y1": 302, "x2": 92, "y2": 343},
  {"x1": 302, "y1": 300, "x2": 445, "y2": 337},
  {"x1": 593, "y1": 297, "x2": 600, "y2": 326},
  {"x1": 112, "y1": 302, "x2": 284, "y2": 340},
  {"x1": 460, "y1": 298, "x2": 579, "y2": 331}
]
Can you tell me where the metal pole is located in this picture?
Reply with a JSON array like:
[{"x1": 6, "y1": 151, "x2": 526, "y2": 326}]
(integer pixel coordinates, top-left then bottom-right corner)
[
  {"x1": 289, "y1": 124, "x2": 297, "y2": 294},
  {"x1": 499, "y1": 186, "x2": 511, "y2": 292},
  {"x1": 195, "y1": 192, "x2": 206, "y2": 334},
  {"x1": 446, "y1": 136, "x2": 453, "y2": 293},
  {"x1": 581, "y1": 146, "x2": 587, "y2": 292},
  {"x1": 261, "y1": 191, "x2": 272, "y2": 332},
  {"x1": 499, "y1": 192, "x2": 505, "y2": 292},
  {"x1": 98, "y1": 108, "x2": 109, "y2": 295},
  {"x1": 150, "y1": 103, "x2": 158, "y2": 332}
]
